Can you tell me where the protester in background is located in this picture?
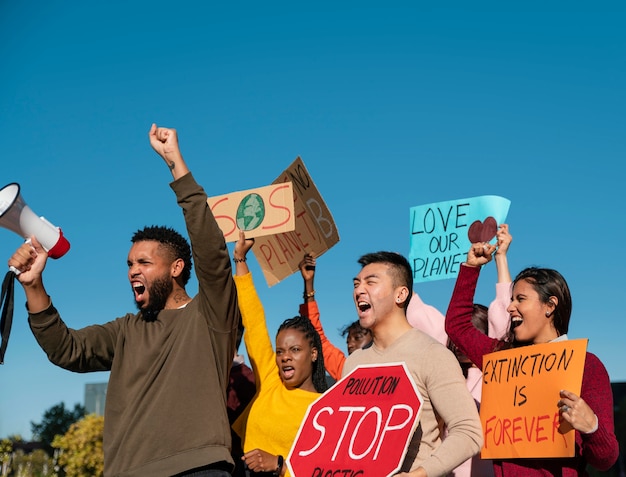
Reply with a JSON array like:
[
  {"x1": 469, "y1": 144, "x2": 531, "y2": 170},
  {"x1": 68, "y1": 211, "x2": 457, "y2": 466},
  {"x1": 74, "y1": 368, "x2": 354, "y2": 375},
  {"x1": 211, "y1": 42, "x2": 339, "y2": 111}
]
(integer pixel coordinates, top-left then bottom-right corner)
[
  {"x1": 232, "y1": 232, "x2": 327, "y2": 477},
  {"x1": 345, "y1": 251, "x2": 483, "y2": 477},
  {"x1": 447, "y1": 224, "x2": 513, "y2": 476},
  {"x1": 446, "y1": 302, "x2": 495, "y2": 477},
  {"x1": 9, "y1": 124, "x2": 239, "y2": 477},
  {"x1": 406, "y1": 289, "x2": 449, "y2": 345},
  {"x1": 487, "y1": 223, "x2": 513, "y2": 339},
  {"x1": 228, "y1": 322, "x2": 256, "y2": 477},
  {"x1": 298, "y1": 253, "x2": 371, "y2": 381},
  {"x1": 445, "y1": 242, "x2": 619, "y2": 476}
]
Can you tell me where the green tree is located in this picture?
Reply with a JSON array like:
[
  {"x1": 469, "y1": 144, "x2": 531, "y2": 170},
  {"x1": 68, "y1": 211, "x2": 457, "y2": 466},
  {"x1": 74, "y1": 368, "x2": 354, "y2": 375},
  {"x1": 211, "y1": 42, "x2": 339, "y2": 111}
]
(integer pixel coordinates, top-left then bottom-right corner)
[
  {"x1": 0, "y1": 438, "x2": 12, "y2": 477},
  {"x1": 10, "y1": 449, "x2": 53, "y2": 477},
  {"x1": 0, "y1": 437, "x2": 54, "y2": 477},
  {"x1": 52, "y1": 414, "x2": 104, "y2": 477},
  {"x1": 31, "y1": 402, "x2": 85, "y2": 452}
]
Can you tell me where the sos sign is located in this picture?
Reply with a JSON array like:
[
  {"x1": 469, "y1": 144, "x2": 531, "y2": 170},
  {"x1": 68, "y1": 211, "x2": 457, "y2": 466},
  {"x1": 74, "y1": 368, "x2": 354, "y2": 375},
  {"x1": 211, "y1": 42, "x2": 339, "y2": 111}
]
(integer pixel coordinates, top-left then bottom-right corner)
[
  {"x1": 207, "y1": 182, "x2": 295, "y2": 242},
  {"x1": 287, "y1": 363, "x2": 423, "y2": 477}
]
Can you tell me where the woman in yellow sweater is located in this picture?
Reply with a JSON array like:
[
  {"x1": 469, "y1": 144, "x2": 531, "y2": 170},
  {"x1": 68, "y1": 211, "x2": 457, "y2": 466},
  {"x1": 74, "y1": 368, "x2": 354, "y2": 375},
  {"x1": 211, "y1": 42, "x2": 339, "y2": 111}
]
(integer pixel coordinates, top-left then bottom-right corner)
[{"x1": 232, "y1": 231, "x2": 328, "y2": 476}]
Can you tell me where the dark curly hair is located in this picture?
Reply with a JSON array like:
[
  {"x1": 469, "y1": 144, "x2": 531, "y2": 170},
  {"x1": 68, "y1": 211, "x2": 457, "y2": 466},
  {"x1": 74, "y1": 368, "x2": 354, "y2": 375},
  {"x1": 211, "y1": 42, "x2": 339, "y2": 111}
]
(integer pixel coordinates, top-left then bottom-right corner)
[
  {"x1": 340, "y1": 320, "x2": 371, "y2": 339},
  {"x1": 277, "y1": 316, "x2": 328, "y2": 393},
  {"x1": 131, "y1": 226, "x2": 193, "y2": 285}
]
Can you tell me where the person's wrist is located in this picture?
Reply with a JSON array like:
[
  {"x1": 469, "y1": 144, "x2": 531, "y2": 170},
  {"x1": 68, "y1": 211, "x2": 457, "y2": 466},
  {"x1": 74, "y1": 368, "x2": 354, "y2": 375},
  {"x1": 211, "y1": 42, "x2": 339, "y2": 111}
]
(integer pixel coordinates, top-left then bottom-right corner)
[
  {"x1": 273, "y1": 455, "x2": 284, "y2": 475},
  {"x1": 584, "y1": 414, "x2": 599, "y2": 434},
  {"x1": 233, "y1": 256, "x2": 246, "y2": 263}
]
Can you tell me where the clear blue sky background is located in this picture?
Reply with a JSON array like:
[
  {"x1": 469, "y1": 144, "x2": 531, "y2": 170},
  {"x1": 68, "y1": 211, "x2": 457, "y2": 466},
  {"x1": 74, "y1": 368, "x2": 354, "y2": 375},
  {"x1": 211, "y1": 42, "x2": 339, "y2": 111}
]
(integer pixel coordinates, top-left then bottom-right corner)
[{"x1": 1, "y1": 2, "x2": 624, "y2": 439}]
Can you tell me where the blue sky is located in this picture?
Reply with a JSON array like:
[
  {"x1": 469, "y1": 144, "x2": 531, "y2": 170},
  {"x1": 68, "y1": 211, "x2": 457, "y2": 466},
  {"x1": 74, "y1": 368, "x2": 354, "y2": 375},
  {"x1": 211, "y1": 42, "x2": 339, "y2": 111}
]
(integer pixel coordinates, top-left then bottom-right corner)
[{"x1": 1, "y1": 2, "x2": 624, "y2": 439}]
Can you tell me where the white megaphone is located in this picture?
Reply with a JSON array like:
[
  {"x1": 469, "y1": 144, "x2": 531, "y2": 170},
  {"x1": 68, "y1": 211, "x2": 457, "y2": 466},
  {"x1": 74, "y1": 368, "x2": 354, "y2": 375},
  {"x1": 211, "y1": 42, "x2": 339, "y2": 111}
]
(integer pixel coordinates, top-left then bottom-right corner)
[{"x1": 0, "y1": 183, "x2": 71, "y2": 264}]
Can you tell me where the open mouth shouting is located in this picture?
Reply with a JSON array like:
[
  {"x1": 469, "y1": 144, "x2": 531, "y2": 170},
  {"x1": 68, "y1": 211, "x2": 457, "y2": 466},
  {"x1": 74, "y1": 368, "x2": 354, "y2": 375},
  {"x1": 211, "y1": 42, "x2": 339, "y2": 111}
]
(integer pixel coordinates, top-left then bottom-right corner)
[
  {"x1": 510, "y1": 315, "x2": 522, "y2": 330},
  {"x1": 357, "y1": 300, "x2": 371, "y2": 317},
  {"x1": 281, "y1": 365, "x2": 296, "y2": 380},
  {"x1": 132, "y1": 281, "x2": 147, "y2": 305}
]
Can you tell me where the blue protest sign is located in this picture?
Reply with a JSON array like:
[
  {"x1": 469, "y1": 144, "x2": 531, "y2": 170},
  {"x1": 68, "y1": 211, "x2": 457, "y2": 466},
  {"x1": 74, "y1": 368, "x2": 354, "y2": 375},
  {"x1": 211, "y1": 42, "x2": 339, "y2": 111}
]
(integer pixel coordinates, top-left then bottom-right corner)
[{"x1": 409, "y1": 195, "x2": 510, "y2": 283}]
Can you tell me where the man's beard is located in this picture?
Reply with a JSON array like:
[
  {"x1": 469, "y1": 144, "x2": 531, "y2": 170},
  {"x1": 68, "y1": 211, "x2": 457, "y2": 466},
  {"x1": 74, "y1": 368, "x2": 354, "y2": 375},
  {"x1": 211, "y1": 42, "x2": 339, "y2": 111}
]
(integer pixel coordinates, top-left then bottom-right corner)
[{"x1": 136, "y1": 275, "x2": 173, "y2": 321}]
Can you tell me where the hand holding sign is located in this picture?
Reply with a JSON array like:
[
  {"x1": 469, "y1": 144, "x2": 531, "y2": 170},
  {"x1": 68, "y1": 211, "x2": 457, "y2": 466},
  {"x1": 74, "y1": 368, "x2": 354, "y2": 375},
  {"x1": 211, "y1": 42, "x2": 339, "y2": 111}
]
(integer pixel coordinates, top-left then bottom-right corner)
[
  {"x1": 480, "y1": 340, "x2": 588, "y2": 459},
  {"x1": 466, "y1": 242, "x2": 497, "y2": 268},
  {"x1": 494, "y1": 223, "x2": 512, "y2": 258},
  {"x1": 557, "y1": 389, "x2": 599, "y2": 435}
]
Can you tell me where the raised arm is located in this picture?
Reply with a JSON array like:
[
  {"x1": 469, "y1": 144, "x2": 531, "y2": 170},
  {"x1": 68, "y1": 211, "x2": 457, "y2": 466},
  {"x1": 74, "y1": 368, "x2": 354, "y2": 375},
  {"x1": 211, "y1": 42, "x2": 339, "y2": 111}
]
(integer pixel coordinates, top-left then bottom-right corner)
[
  {"x1": 233, "y1": 231, "x2": 277, "y2": 382},
  {"x1": 445, "y1": 242, "x2": 501, "y2": 369},
  {"x1": 233, "y1": 231, "x2": 254, "y2": 277},
  {"x1": 153, "y1": 124, "x2": 238, "y2": 341},
  {"x1": 149, "y1": 123, "x2": 189, "y2": 180},
  {"x1": 488, "y1": 224, "x2": 512, "y2": 339},
  {"x1": 298, "y1": 253, "x2": 346, "y2": 381},
  {"x1": 494, "y1": 224, "x2": 512, "y2": 284}
]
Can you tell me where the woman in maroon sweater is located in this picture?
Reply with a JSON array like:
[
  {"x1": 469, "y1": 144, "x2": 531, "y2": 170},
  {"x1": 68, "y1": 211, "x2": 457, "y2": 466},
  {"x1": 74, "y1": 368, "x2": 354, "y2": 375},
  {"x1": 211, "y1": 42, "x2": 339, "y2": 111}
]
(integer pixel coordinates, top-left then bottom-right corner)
[{"x1": 445, "y1": 242, "x2": 619, "y2": 477}]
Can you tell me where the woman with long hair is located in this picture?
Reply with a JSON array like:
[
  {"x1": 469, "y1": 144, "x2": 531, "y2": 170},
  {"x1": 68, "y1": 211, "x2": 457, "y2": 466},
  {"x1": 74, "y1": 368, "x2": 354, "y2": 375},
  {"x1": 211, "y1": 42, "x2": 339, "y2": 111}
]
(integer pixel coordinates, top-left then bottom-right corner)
[
  {"x1": 445, "y1": 241, "x2": 618, "y2": 476},
  {"x1": 231, "y1": 231, "x2": 327, "y2": 476}
]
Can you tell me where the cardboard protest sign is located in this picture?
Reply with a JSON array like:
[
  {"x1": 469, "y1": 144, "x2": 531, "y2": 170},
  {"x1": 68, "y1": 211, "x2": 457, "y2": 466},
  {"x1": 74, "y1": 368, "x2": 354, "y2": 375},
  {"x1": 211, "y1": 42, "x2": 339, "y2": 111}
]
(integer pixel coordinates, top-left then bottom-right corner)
[
  {"x1": 207, "y1": 183, "x2": 295, "y2": 242},
  {"x1": 409, "y1": 195, "x2": 510, "y2": 283},
  {"x1": 480, "y1": 339, "x2": 587, "y2": 459},
  {"x1": 252, "y1": 157, "x2": 339, "y2": 287},
  {"x1": 288, "y1": 363, "x2": 422, "y2": 477}
]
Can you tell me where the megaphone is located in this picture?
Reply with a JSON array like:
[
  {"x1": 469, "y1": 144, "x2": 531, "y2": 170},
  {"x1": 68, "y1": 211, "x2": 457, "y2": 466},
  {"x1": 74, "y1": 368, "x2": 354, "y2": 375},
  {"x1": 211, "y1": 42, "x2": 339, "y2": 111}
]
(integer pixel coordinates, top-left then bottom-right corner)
[{"x1": 0, "y1": 182, "x2": 70, "y2": 260}]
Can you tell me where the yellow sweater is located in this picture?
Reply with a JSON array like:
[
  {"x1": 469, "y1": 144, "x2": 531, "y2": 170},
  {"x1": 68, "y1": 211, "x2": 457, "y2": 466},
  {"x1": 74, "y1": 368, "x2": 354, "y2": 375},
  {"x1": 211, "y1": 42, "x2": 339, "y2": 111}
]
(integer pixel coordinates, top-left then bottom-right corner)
[{"x1": 233, "y1": 273, "x2": 320, "y2": 476}]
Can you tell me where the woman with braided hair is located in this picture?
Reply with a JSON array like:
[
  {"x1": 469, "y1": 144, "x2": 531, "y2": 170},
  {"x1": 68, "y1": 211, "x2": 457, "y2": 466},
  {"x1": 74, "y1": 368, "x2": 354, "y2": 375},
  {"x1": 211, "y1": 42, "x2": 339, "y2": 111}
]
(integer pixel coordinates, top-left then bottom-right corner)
[{"x1": 231, "y1": 230, "x2": 327, "y2": 477}]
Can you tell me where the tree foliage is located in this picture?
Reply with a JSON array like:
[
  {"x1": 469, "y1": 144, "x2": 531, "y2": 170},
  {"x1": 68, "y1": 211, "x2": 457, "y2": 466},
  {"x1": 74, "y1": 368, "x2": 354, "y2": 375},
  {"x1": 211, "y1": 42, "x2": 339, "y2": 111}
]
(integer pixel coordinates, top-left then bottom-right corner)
[
  {"x1": 0, "y1": 438, "x2": 53, "y2": 477},
  {"x1": 31, "y1": 402, "x2": 86, "y2": 451},
  {"x1": 0, "y1": 438, "x2": 12, "y2": 477},
  {"x1": 10, "y1": 449, "x2": 53, "y2": 477},
  {"x1": 52, "y1": 414, "x2": 104, "y2": 477}
]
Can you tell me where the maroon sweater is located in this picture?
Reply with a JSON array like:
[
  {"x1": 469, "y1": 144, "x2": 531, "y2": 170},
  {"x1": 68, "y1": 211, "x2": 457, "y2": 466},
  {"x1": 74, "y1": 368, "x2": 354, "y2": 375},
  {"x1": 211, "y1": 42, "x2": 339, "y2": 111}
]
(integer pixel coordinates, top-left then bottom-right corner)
[{"x1": 445, "y1": 264, "x2": 619, "y2": 476}]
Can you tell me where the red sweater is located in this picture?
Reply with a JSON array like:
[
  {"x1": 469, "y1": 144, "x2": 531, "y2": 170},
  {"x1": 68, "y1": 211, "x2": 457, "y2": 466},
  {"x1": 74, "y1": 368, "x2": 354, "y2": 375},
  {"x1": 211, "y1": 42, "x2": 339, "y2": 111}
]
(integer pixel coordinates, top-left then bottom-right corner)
[{"x1": 445, "y1": 264, "x2": 619, "y2": 476}]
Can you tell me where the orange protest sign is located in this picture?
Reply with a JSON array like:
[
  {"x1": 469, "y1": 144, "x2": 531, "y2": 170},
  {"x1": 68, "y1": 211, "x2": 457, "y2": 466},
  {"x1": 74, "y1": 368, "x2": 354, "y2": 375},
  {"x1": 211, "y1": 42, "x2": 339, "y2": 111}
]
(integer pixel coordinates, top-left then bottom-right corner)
[
  {"x1": 206, "y1": 183, "x2": 295, "y2": 242},
  {"x1": 480, "y1": 339, "x2": 587, "y2": 459},
  {"x1": 251, "y1": 157, "x2": 339, "y2": 287}
]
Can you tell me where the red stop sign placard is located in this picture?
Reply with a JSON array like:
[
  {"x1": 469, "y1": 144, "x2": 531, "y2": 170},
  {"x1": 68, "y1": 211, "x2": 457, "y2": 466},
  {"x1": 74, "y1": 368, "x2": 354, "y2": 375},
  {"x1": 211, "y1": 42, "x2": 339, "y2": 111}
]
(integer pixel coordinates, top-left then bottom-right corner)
[{"x1": 287, "y1": 362, "x2": 423, "y2": 477}]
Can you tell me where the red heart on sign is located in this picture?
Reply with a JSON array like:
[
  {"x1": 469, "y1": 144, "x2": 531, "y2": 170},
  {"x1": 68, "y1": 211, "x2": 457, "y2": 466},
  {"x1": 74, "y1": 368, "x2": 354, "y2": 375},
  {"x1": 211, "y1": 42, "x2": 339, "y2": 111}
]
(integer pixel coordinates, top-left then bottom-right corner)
[{"x1": 467, "y1": 216, "x2": 497, "y2": 243}]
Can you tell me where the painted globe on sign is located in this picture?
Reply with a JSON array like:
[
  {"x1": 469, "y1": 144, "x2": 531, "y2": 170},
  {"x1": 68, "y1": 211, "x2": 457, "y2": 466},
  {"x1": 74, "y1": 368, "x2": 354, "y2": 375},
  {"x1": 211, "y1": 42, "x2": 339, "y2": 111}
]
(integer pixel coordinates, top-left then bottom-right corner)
[{"x1": 236, "y1": 193, "x2": 265, "y2": 231}]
